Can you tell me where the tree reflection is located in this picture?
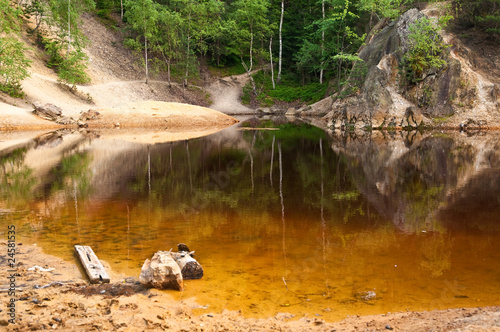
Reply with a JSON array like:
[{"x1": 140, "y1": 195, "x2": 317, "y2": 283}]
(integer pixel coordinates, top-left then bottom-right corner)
[{"x1": 0, "y1": 147, "x2": 36, "y2": 207}]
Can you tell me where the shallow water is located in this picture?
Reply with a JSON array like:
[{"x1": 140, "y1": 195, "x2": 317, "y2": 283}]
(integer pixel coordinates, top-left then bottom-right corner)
[{"x1": 1, "y1": 121, "x2": 499, "y2": 321}]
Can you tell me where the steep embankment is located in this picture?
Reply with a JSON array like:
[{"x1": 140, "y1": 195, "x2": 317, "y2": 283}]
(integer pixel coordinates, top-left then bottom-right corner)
[
  {"x1": 299, "y1": 6, "x2": 499, "y2": 129},
  {"x1": 0, "y1": 12, "x2": 238, "y2": 129}
]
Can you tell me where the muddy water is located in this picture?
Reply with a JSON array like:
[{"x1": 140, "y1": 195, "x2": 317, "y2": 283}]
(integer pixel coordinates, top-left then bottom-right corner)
[{"x1": 1, "y1": 122, "x2": 499, "y2": 321}]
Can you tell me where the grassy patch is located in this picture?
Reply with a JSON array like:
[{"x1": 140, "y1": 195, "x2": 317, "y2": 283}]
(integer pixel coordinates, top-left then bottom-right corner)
[
  {"x1": 208, "y1": 55, "x2": 246, "y2": 77},
  {"x1": 242, "y1": 71, "x2": 328, "y2": 107}
]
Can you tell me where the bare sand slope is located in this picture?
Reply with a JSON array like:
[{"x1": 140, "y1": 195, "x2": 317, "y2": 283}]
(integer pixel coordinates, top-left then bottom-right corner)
[{"x1": 204, "y1": 72, "x2": 255, "y2": 114}]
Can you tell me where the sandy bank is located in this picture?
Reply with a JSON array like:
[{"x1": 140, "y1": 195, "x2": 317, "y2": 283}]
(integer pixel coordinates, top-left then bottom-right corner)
[{"x1": 0, "y1": 101, "x2": 239, "y2": 139}]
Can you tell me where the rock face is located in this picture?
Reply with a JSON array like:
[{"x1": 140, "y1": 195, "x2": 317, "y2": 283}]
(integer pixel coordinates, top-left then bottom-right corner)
[
  {"x1": 323, "y1": 9, "x2": 461, "y2": 128},
  {"x1": 139, "y1": 251, "x2": 184, "y2": 290}
]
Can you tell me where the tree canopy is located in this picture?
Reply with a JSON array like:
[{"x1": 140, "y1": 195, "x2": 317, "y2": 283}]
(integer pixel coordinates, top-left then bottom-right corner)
[{"x1": 3, "y1": 0, "x2": 495, "y2": 100}]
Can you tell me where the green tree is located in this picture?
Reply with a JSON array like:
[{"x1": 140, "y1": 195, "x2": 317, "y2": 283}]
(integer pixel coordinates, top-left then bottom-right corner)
[
  {"x1": 155, "y1": 5, "x2": 183, "y2": 86},
  {"x1": 125, "y1": 0, "x2": 159, "y2": 84},
  {"x1": 36, "y1": 0, "x2": 95, "y2": 86},
  {"x1": 296, "y1": 0, "x2": 364, "y2": 87},
  {"x1": 57, "y1": 49, "x2": 91, "y2": 88},
  {"x1": 0, "y1": 37, "x2": 32, "y2": 96},
  {"x1": 47, "y1": 0, "x2": 95, "y2": 52},
  {"x1": 358, "y1": 0, "x2": 402, "y2": 29},
  {"x1": 230, "y1": 0, "x2": 271, "y2": 95},
  {"x1": 0, "y1": 0, "x2": 32, "y2": 96}
]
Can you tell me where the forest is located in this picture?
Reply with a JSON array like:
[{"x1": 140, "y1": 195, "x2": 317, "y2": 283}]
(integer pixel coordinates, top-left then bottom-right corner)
[{"x1": 1, "y1": 0, "x2": 499, "y2": 103}]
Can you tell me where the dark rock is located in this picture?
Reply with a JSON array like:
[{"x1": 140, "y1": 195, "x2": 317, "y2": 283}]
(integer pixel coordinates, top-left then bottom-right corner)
[
  {"x1": 177, "y1": 243, "x2": 190, "y2": 252},
  {"x1": 491, "y1": 84, "x2": 499, "y2": 102},
  {"x1": 171, "y1": 251, "x2": 203, "y2": 280}
]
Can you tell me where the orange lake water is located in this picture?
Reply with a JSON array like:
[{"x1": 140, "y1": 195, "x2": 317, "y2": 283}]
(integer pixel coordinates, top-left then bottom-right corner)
[{"x1": 1, "y1": 121, "x2": 499, "y2": 321}]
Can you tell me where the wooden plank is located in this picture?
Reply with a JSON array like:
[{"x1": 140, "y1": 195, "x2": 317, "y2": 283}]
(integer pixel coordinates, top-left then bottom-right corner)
[{"x1": 74, "y1": 245, "x2": 110, "y2": 284}]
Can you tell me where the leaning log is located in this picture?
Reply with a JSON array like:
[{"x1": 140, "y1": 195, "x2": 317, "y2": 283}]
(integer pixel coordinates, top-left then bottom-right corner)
[
  {"x1": 74, "y1": 245, "x2": 110, "y2": 284},
  {"x1": 171, "y1": 251, "x2": 204, "y2": 280}
]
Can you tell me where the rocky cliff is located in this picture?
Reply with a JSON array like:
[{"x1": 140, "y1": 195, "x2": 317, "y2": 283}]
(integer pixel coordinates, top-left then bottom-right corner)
[{"x1": 297, "y1": 7, "x2": 499, "y2": 130}]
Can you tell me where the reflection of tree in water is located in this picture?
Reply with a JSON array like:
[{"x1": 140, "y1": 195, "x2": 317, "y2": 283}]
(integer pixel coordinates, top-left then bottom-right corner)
[
  {"x1": 419, "y1": 232, "x2": 453, "y2": 278},
  {"x1": 0, "y1": 147, "x2": 36, "y2": 206},
  {"x1": 124, "y1": 122, "x2": 373, "y2": 231},
  {"x1": 47, "y1": 152, "x2": 92, "y2": 198}
]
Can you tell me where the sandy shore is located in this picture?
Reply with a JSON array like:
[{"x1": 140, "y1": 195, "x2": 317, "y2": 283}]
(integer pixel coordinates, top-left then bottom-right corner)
[{"x1": 0, "y1": 101, "x2": 238, "y2": 135}]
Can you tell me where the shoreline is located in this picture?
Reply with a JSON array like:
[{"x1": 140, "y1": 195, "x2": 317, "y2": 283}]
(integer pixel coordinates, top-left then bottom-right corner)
[{"x1": 0, "y1": 240, "x2": 498, "y2": 331}]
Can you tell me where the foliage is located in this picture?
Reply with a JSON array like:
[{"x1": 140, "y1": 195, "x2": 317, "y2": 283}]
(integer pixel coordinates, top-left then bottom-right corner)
[
  {"x1": 241, "y1": 71, "x2": 328, "y2": 106},
  {"x1": 46, "y1": 0, "x2": 95, "y2": 49},
  {"x1": 57, "y1": 50, "x2": 91, "y2": 86},
  {"x1": 0, "y1": 0, "x2": 22, "y2": 33},
  {"x1": 0, "y1": 37, "x2": 32, "y2": 97},
  {"x1": 19, "y1": 0, "x2": 95, "y2": 86},
  {"x1": 8, "y1": 0, "x2": 485, "y2": 103},
  {"x1": 0, "y1": 148, "x2": 36, "y2": 205},
  {"x1": 401, "y1": 16, "x2": 451, "y2": 84},
  {"x1": 337, "y1": 57, "x2": 367, "y2": 98},
  {"x1": 0, "y1": 0, "x2": 31, "y2": 96},
  {"x1": 453, "y1": 0, "x2": 500, "y2": 34},
  {"x1": 42, "y1": 37, "x2": 90, "y2": 85},
  {"x1": 124, "y1": 0, "x2": 159, "y2": 82},
  {"x1": 295, "y1": 0, "x2": 365, "y2": 90},
  {"x1": 358, "y1": 0, "x2": 402, "y2": 21}
]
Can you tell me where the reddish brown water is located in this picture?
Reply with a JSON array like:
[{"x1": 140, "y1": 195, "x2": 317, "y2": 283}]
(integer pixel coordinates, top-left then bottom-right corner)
[{"x1": 1, "y1": 124, "x2": 499, "y2": 321}]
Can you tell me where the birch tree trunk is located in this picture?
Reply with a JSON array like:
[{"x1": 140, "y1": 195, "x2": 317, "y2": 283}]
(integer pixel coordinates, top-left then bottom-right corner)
[
  {"x1": 241, "y1": 59, "x2": 258, "y2": 96},
  {"x1": 249, "y1": 25, "x2": 253, "y2": 72},
  {"x1": 269, "y1": 36, "x2": 275, "y2": 90},
  {"x1": 241, "y1": 21, "x2": 257, "y2": 96},
  {"x1": 67, "y1": 0, "x2": 71, "y2": 55},
  {"x1": 277, "y1": 0, "x2": 284, "y2": 84},
  {"x1": 184, "y1": 9, "x2": 192, "y2": 87},
  {"x1": 320, "y1": 0, "x2": 325, "y2": 84},
  {"x1": 145, "y1": 36, "x2": 149, "y2": 84}
]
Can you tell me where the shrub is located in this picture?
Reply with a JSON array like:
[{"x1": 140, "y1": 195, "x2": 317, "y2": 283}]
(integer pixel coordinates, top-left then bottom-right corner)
[
  {"x1": 42, "y1": 37, "x2": 90, "y2": 87},
  {"x1": 0, "y1": 37, "x2": 32, "y2": 97},
  {"x1": 402, "y1": 16, "x2": 452, "y2": 84}
]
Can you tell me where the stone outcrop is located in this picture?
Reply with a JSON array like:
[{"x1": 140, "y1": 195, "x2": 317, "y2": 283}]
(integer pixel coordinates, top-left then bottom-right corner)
[
  {"x1": 322, "y1": 9, "x2": 462, "y2": 129},
  {"x1": 32, "y1": 102, "x2": 75, "y2": 125}
]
